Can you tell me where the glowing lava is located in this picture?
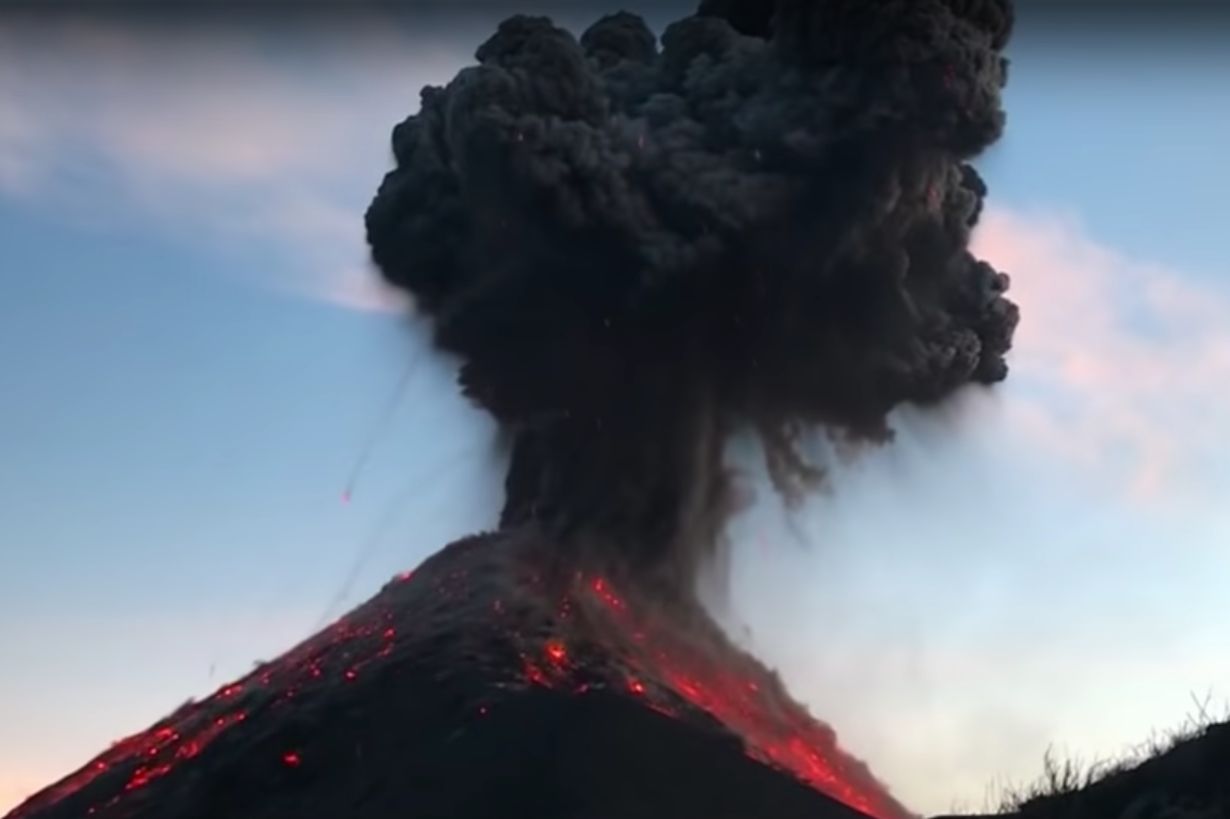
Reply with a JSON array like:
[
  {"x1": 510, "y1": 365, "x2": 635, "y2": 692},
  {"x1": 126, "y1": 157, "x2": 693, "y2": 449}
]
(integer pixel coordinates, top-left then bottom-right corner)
[
  {"x1": 516, "y1": 571, "x2": 906, "y2": 819},
  {"x1": 6, "y1": 533, "x2": 909, "y2": 819}
]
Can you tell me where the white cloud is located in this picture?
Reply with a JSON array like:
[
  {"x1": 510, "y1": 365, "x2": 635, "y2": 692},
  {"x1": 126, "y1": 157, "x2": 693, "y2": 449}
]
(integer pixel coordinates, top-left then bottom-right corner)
[
  {"x1": 976, "y1": 206, "x2": 1230, "y2": 502},
  {"x1": 0, "y1": 15, "x2": 470, "y2": 312}
]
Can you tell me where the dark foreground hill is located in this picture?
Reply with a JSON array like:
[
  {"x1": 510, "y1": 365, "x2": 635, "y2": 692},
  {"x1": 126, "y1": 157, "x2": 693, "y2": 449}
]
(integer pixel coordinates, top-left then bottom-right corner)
[
  {"x1": 5, "y1": 529, "x2": 909, "y2": 819},
  {"x1": 975, "y1": 718, "x2": 1230, "y2": 819}
]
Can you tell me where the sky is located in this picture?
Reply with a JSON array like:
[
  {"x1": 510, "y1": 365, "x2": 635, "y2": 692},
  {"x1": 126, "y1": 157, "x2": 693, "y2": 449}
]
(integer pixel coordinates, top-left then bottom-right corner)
[{"x1": 1, "y1": 2, "x2": 1228, "y2": 815}]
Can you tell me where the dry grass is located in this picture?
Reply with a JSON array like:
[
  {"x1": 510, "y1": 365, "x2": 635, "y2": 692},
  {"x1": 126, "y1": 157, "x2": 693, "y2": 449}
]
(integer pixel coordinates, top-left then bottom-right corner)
[{"x1": 996, "y1": 691, "x2": 1229, "y2": 815}]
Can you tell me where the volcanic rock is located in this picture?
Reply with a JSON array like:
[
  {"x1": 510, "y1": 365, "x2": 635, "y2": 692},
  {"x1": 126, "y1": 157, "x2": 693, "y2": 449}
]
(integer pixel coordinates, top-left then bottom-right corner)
[{"x1": 6, "y1": 529, "x2": 911, "y2": 819}]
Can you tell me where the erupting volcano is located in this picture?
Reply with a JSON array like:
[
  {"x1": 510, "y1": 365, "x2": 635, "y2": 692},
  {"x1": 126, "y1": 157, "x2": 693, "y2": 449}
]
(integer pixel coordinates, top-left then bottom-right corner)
[{"x1": 7, "y1": 1, "x2": 1018, "y2": 817}]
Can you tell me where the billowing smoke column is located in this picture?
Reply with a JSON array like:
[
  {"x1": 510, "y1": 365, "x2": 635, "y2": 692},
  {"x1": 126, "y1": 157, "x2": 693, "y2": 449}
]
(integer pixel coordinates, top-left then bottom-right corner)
[{"x1": 366, "y1": 0, "x2": 1018, "y2": 595}]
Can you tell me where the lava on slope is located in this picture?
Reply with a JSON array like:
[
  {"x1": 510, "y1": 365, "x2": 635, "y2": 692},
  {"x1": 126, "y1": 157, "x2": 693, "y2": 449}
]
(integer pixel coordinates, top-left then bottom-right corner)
[{"x1": 6, "y1": 529, "x2": 911, "y2": 819}]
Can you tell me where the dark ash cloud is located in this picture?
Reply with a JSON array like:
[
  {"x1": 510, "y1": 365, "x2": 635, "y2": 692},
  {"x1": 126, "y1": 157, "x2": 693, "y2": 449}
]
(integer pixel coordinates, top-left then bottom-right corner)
[{"x1": 366, "y1": 0, "x2": 1019, "y2": 594}]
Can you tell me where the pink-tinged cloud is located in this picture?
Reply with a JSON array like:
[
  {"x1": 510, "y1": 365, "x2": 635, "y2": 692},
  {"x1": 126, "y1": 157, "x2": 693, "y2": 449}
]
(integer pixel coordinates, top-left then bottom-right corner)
[
  {"x1": 293, "y1": 264, "x2": 412, "y2": 315},
  {"x1": 974, "y1": 207, "x2": 1230, "y2": 500},
  {"x1": 240, "y1": 195, "x2": 412, "y2": 314}
]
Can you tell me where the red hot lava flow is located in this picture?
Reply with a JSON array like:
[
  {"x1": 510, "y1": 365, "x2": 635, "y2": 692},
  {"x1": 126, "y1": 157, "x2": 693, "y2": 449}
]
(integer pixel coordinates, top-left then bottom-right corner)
[
  {"x1": 6, "y1": 531, "x2": 911, "y2": 819},
  {"x1": 526, "y1": 574, "x2": 907, "y2": 819}
]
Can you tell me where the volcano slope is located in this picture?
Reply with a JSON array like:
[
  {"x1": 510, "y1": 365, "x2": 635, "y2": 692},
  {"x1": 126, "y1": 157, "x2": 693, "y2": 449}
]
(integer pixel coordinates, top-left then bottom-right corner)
[{"x1": 5, "y1": 529, "x2": 912, "y2": 819}]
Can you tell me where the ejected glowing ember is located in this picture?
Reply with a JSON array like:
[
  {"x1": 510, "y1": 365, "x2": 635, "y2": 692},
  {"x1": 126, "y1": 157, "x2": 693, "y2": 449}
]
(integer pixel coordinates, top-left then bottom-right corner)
[{"x1": 9, "y1": 2, "x2": 1019, "y2": 818}]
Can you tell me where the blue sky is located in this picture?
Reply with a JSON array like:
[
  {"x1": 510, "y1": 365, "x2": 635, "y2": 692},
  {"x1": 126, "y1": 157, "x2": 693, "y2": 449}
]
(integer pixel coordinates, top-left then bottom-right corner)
[{"x1": 1, "y1": 5, "x2": 1228, "y2": 815}]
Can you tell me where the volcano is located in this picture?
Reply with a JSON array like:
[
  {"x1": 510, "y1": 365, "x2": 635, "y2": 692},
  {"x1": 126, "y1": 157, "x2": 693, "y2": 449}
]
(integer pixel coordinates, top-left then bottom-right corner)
[
  {"x1": 6, "y1": 529, "x2": 911, "y2": 819},
  {"x1": 8, "y1": 2, "x2": 1024, "y2": 816}
]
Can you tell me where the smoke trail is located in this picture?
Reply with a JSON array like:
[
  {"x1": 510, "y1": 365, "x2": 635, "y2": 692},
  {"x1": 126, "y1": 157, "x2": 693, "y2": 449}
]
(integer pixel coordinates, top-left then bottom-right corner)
[
  {"x1": 340, "y1": 351, "x2": 424, "y2": 505},
  {"x1": 365, "y1": 0, "x2": 1018, "y2": 595}
]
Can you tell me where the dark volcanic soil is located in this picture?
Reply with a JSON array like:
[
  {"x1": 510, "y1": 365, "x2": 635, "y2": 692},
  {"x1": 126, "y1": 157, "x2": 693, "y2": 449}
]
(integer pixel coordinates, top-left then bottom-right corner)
[{"x1": 6, "y1": 529, "x2": 910, "y2": 819}]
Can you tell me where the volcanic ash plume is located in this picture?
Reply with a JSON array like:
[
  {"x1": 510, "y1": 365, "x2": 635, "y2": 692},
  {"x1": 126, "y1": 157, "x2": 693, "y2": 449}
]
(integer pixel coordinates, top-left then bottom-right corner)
[{"x1": 366, "y1": 0, "x2": 1019, "y2": 594}]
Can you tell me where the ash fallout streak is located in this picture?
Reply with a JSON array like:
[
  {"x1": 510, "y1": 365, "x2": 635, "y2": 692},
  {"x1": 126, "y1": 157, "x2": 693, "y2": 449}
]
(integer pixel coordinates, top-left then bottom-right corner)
[{"x1": 366, "y1": 0, "x2": 1019, "y2": 594}]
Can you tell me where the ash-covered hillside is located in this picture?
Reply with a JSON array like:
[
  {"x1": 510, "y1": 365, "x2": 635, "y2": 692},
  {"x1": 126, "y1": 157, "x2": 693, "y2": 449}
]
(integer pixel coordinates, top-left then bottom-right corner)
[{"x1": 6, "y1": 531, "x2": 909, "y2": 819}]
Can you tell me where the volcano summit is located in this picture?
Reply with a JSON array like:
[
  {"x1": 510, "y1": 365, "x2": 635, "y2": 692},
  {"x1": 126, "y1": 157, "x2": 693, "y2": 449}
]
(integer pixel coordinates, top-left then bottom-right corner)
[{"x1": 8, "y1": 1, "x2": 1017, "y2": 817}]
